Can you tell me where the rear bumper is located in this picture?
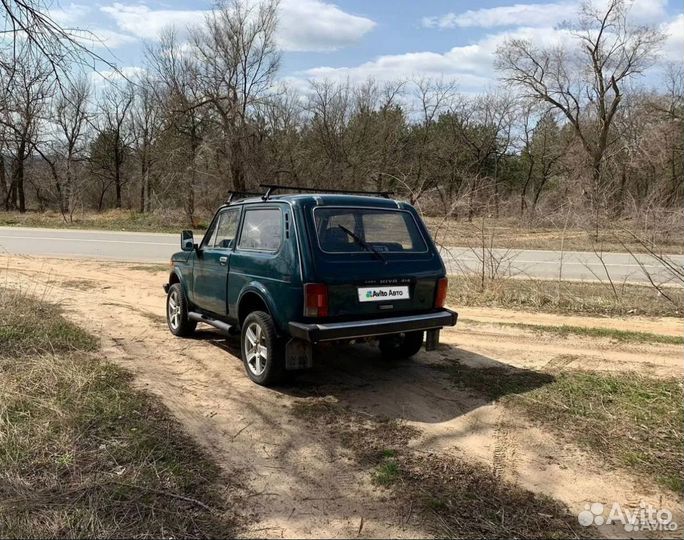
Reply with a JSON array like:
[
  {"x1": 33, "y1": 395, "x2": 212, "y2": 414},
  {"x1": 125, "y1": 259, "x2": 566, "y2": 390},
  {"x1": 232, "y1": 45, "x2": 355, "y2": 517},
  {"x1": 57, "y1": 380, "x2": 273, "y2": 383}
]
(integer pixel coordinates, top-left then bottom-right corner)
[{"x1": 288, "y1": 309, "x2": 457, "y2": 344}]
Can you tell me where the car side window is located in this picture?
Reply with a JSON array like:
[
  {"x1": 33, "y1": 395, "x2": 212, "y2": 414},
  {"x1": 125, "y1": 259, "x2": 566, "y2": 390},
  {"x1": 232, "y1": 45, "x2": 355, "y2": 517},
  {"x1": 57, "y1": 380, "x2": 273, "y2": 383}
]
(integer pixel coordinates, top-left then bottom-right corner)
[
  {"x1": 201, "y1": 215, "x2": 220, "y2": 249},
  {"x1": 238, "y1": 208, "x2": 282, "y2": 252},
  {"x1": 212, "y1": 208, "x2": 241, "y2": 249}
]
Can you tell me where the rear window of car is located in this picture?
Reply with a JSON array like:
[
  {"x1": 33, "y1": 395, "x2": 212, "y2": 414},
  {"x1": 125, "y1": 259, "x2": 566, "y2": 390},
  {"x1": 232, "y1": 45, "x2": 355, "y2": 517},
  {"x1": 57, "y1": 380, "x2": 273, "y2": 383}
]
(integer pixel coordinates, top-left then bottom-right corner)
[
  {"x1": 238, "y1": 208, "x2": 282, "y2": 251},
  {"x1": 314, "y1": 208, "x2": 428, "y2": 253}
]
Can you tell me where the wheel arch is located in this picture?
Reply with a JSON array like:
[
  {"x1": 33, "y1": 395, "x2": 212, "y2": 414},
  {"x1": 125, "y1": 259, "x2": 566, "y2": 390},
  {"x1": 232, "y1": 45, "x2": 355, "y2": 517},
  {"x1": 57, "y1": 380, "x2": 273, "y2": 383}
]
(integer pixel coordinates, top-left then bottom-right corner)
[
  {"x1": 168, "y1": 268, "x2": 192, "y2": 300},
  {"x1": 237, "y1": 284, "x2": 278, "y2": 329}
]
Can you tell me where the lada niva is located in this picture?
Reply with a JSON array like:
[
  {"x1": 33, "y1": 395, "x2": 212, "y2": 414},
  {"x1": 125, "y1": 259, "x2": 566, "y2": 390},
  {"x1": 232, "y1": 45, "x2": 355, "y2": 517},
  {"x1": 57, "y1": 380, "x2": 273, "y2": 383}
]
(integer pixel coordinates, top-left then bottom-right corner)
[{"x1": 164, "y1": 185, "x2": 457, "y2": 385}]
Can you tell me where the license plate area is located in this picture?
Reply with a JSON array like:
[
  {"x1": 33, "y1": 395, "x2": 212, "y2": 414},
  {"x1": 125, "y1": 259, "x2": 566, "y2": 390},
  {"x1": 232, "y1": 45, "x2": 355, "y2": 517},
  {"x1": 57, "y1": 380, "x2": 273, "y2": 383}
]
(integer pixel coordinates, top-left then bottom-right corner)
[{"x1": 357, "y1": 285, "x2": 410, "y2": 302}]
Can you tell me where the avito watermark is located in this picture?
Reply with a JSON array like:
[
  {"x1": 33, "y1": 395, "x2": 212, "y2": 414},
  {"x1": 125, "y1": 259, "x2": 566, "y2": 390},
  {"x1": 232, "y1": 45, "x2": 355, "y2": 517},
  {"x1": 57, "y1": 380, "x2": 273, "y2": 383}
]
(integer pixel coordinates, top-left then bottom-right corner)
[{"x1": 578, "y1": 501, "x2": 678, "y2": 532}]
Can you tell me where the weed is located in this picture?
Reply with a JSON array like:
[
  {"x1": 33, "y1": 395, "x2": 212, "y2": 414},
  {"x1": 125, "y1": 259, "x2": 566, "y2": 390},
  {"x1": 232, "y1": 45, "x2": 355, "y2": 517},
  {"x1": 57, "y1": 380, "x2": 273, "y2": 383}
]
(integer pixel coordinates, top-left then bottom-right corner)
[
  {"x1": 373, "y1": 458, "x2": 401, "y2": 487},
  {"x1": 0, "y1": 288, "x2": 240, "y2": 537},
  {"x1": 448, "y1": 275, "x2": 683, "y2": 317},
  {"x1": 461, "y1": 319, "x2": 683, "y2": 345}
]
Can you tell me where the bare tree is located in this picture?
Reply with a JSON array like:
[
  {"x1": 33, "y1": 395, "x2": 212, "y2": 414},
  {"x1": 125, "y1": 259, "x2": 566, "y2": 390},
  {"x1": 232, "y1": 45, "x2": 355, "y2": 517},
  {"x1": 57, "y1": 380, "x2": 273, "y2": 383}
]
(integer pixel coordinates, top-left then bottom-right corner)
[
  {"x1": 36, "y1": 76, "x2": 91, "y2": 218},
  {"x1": 92, "y1": 85, "x2": 133, "y2": 209},
  {"x1": 1, "y1": 0, "x2": 124, "y2": 92},
  {"x1": 190, "y1": 0, "x2": 280, "y2": 192},
  {"x1": 0, "y1": 45, "x2": 51, "y2": 212},
  {"x1": 146, "y1": 28, "x2": 206, "y2": 225},
  {"x1": 496, "y1": 0, "x2": 664, "y2": 232},
  {"x1": 519, "y1": 105, "x2": 565, "y2": 217},
  {"x1": 405, "y1": 78, "x2": 458, "y2": 204},
  {"x1": 131, "y1": 75, "x2": 162, "y2": 213}
]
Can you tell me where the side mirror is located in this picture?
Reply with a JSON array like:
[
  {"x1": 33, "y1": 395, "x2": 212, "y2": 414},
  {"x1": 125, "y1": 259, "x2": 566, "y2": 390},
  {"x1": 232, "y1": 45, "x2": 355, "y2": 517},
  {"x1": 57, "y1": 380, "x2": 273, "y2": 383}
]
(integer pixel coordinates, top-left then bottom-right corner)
[{"x1": 181, "y1": 230, "x2": 195, "y2": 252}]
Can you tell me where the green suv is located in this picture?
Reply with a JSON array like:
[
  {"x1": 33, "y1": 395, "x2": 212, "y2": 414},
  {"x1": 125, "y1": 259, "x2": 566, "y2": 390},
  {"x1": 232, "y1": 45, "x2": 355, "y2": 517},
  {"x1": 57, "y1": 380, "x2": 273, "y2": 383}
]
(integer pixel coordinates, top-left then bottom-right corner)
[{"x1": 164, "y1": 185, "x2": 457, "y2": 385}]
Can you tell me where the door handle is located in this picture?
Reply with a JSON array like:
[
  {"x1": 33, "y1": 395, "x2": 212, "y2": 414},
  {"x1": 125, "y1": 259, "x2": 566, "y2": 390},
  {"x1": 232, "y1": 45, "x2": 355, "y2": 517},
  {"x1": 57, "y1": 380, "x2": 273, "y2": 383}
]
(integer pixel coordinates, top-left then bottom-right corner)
[{"x1": 219, "y1": 256, "x2": 228, "y2": 266}]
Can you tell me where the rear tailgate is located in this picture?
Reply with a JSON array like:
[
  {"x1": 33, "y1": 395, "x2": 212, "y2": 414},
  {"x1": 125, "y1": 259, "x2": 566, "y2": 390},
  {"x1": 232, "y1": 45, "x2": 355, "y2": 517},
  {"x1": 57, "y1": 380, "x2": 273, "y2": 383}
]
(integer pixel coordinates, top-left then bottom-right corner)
[
  {"x1": 323, "y1": 259, "x2": 442, "y2": 317},
  {"x1": 304, "y1": 204, "x2": 445, "y2": 318}
]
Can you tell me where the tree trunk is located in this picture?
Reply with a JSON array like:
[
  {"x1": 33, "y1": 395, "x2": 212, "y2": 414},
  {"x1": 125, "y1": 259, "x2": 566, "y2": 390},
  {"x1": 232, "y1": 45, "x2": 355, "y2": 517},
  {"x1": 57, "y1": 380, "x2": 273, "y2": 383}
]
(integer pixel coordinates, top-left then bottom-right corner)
[
  {"x1": 0, "y1": 154, "x2": 7, "y2": 210},
  {"x1": 591, "y1": 156, "x2": 603, "y2": 240},
  {"x1": 65, "y1": 156, "x2": 73, "y2": 217},
  {"x1": 139, "y1": 156, "x2": 147, "y2": 213},
  {"x1": 12, "y1": 153, "x2": 26, "y2": 213},
  {"x1": 231, "y1": 137, "x2": 246, "y2": 192}
]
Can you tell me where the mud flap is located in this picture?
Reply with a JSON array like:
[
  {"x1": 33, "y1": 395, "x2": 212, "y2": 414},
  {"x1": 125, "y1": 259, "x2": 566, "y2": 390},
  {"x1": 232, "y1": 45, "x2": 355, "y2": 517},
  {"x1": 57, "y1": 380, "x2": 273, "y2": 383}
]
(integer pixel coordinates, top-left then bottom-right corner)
[
  {"x1": 425, "y1": 329, "x2": 440, "y2": 351},
  {"x1": 285, "y1": 338, "x2": 313, "y2": 370}
]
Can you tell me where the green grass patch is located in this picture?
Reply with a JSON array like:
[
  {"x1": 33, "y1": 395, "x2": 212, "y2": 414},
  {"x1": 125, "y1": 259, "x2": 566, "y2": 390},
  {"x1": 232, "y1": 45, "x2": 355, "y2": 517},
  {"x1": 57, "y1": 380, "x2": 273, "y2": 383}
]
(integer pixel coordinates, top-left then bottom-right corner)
[
  {"x1": 373, "y1": 456, "x2": 401, "y2": 487},
  {"x1": 440, "y1": 361, "x2": 684, "y2": 493},
  {"x1": 462, "y1": 318, "x2": 683, "y2": 345},
  {"x1": 448, "y1": 275, "x2": 683, "y2": 318},
  {"x1": 0, "y1": 289, "x2": 239, "y2": 538},
  {"x1": 128, "y1": 263, "x2": 170, "y2": 273}
]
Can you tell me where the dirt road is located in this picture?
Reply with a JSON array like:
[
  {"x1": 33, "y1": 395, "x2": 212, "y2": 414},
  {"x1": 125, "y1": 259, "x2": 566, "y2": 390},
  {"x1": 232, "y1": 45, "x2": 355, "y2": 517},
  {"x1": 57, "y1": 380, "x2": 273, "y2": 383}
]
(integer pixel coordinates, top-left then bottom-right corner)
[{"x1": 2, "y1": 255, "x2": 682, "y2": 538}]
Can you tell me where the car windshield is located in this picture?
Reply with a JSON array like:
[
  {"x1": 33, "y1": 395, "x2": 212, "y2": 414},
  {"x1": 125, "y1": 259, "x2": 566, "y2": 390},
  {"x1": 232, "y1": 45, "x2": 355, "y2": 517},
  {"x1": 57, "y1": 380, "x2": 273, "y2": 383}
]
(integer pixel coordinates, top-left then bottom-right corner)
[{"x1": 314, "y1": 208, "x2": 427, "y2": 253}]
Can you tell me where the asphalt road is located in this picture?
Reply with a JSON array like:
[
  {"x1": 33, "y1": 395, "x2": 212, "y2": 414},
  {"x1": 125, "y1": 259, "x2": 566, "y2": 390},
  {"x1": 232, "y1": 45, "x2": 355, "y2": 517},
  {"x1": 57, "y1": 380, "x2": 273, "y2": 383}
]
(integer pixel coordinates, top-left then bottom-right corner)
[{"x1": 1, "y1": 226, "x2": 682, "y2": 285}]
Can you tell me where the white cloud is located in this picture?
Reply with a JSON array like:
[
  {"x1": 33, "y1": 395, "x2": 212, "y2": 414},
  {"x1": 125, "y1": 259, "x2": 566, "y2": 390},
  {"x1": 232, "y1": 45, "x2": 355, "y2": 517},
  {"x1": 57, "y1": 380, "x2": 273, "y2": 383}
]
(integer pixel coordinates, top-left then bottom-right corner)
[
  {"x1": 422, "y1": 0, "x2": 668, "y2": 29},
  {"x1": 422, "y1": 3, "x2": 571, "y2": 29},
  {"x1": 297, "y1": 26, "x2": 574, "y2": 91},
  {"x1": 48, "y1": 3, "x2": 136, "y2": 49},
  {"x1": 279, "y1": 0, "x2": 375, "y2": 51},
  {"x1": 99, "y1": 0, "x2": 375, "y2": 52},
  {"x1": 49, "y1": 2, "x2": 92, "y2": 26},
  {"x1": 662, "y1": 13, "x2": 684, "y2": 63},
  {"x1": 73, "y1": 28, "x2": 138, "y2": 49},
  {"x1": 100, "y1": 3, "x2": 202, "y2": 41},
  {"x1": 90, "y1": 65, "x2": 146, "y2": 86}
]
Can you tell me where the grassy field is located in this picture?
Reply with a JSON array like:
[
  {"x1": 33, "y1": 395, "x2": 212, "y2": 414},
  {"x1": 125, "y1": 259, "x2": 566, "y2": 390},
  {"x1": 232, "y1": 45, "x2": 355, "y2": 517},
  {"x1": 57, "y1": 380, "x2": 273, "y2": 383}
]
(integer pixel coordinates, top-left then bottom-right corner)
[
  {"x1": 424, "y1": 215, "x2": 683, "y2": 254},
  {"x1": 460, "y1": 319, "x2": 683, "y2": 345},
  {"x1": 292, "y1": 399, "x2": 583, "y2": 538},
  {"x1": 0, "y1": 288, "x2": 238, "y2": 538},
  {"x1": 439, "y1": 362, "x2": 684, "y2": 493},
  {"x1": 1, "y1": 209, "x2": 682, "y2": 254},
  {"x1": 448, "y1": 275, "x2": 683, "y2": 318}
]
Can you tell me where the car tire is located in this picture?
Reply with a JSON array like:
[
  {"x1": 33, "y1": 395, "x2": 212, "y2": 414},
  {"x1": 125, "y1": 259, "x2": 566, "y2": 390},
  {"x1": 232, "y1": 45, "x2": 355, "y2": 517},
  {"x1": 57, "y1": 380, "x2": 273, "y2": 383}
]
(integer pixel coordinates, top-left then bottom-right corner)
[
  {"x1": 379, "y1": 331, "x2": 424, "y2": 360},
  {"x1": 166, "y1": 283, "x2": 197, "y2": 337},
  {"x1": 241, "y1": 311, "x2": 284, "y2": 386}
]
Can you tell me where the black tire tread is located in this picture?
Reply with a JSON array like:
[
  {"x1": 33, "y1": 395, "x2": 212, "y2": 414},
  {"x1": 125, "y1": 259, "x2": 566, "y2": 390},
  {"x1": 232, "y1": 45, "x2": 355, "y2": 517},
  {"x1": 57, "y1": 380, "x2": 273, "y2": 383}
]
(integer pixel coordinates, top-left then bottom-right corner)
[
  {"x1": 379, "y1": 331, "x2": 424, "y2": 360},
  {"x1": 241, "y1": 310, "x2": 285, "y2": 386},
  {"x1": 167, "y1": 283, "x2": 197, "y2": 337}
]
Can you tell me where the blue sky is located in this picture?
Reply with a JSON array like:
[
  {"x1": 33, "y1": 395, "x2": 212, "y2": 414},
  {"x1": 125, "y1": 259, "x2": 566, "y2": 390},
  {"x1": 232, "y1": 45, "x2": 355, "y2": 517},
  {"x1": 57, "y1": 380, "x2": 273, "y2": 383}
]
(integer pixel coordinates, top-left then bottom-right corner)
[{"x1": 51, "y1": 0, "x2": 683, "y2": 91}]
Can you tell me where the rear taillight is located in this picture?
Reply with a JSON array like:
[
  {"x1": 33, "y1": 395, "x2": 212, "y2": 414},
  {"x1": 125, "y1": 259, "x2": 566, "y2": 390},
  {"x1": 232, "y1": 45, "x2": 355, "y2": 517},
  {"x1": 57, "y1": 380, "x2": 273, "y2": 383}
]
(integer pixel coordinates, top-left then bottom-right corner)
[
  {"x1": 434, "y1": 277, "x2": 448, "y2": 308},
  {"x1": 304, "y1": 283, "x2": 328, "y2": 317}
]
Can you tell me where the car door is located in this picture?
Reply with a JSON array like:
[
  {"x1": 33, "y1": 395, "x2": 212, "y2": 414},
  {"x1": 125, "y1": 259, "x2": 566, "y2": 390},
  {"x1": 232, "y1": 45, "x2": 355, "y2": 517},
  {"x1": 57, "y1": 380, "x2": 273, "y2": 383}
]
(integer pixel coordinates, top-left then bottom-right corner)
[{"x1": 192, "y1": 206, "x2": 242, "y2": 316}]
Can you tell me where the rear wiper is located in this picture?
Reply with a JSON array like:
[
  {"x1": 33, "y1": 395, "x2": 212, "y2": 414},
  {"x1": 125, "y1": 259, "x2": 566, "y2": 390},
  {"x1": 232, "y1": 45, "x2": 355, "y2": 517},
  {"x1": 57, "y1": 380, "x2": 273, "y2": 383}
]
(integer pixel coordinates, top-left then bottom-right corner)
[{"x1": 337, "y1": 225, "x2": 386, "y2": 262}]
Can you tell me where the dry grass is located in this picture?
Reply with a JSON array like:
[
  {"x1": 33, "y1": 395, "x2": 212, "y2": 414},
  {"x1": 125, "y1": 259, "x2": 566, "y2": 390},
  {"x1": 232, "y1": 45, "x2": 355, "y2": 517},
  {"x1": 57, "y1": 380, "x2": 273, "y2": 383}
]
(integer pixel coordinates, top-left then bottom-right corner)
[
  {"x1": 424, "y1": 215, "x2": 684, "y2": 254},
  {"x1": 438, "y1": 362, "x2": 684, "y2": 494},
  {"x1": 0, "y1": 209, "x2": 210, "y2": 234},
  {"x1": 447, "y1": 275, "x2": 683, "y2": 318},
  {"x1": 0, "y1": 288, "x2": 239, "y2": 538},
  {"x1": 0, "y1": 288, "x2": 97, "y2": 355},
  {"x1": 460, "y1": 319, "x2": 683, "y2": 345},
  {"x1": 291, "y1": 399, "x2": 584, "y2": 539}
]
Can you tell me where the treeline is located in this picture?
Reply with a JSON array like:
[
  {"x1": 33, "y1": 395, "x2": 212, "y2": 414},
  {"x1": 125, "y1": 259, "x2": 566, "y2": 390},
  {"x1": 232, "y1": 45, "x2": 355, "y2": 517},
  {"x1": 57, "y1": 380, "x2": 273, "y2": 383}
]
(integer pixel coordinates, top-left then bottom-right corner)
[{"x1": 0, "y1": 0, "x2": 682, "y2": 227}]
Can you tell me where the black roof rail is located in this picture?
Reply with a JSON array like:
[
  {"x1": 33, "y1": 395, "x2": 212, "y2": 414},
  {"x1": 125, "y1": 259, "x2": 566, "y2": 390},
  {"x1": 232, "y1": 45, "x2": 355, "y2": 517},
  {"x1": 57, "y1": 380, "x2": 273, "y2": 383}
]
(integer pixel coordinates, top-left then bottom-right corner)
[
  {"x1": 259, "y1": 183, "x2": 394, "y2": 200},
  {"x1": 226, "y1": 190, "x2": 263, "y2": 204}
]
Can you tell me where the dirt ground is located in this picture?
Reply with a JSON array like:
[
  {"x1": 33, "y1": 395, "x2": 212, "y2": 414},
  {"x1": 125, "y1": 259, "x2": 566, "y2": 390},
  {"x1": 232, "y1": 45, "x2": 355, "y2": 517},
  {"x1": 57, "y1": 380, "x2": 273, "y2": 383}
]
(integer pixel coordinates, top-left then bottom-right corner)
[{"x1": 2, "y1": 255, "x2": 682, "y2": 539}]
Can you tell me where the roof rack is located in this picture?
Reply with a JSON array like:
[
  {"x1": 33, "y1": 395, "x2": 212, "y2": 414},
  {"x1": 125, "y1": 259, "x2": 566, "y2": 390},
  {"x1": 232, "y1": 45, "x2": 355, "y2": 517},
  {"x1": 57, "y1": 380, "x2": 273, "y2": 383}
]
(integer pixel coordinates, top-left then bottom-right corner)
[
  {"x1": 226, "y1": 190, "x2": 263, "y2": 203},
  {"x1": 259, "y1": 183, "x2": 393, "y2": 200}
]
